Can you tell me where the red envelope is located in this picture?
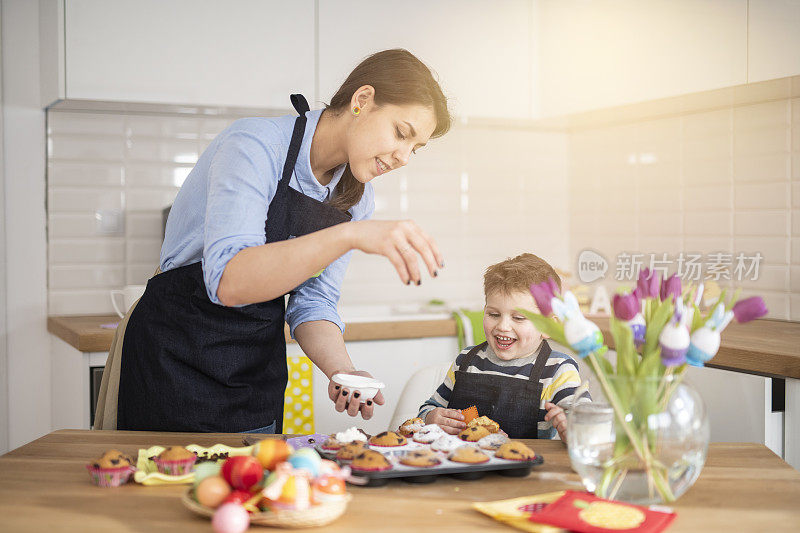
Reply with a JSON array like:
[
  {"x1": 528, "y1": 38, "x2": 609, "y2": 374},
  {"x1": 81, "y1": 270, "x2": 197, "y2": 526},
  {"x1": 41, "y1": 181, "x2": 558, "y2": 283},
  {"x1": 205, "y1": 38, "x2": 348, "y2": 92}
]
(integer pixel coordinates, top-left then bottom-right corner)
[{"x1": 529, "y1": 491, "x2": 677, "y2": 533}]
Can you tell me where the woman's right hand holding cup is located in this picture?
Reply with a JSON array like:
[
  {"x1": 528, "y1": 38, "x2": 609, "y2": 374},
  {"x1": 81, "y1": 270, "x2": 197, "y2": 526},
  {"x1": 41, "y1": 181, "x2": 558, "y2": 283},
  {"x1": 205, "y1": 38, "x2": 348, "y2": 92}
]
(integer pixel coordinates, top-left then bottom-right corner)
[{"x1": 348, "y1": 220, "x2": 443, "y2": 285}]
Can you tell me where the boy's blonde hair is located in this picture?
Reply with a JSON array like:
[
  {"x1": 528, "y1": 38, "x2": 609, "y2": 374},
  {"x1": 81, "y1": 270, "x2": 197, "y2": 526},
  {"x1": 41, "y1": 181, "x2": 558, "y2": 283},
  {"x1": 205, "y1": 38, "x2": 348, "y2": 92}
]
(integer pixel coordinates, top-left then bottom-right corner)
[{"x1": 483, "y1": 253, "x2": 562, "y2": 299}]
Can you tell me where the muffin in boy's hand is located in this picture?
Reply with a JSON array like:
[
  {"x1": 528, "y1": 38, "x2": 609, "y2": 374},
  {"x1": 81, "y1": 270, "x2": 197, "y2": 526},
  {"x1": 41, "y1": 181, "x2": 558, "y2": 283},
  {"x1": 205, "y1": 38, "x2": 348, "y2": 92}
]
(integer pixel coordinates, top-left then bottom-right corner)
[{"x1": 467, "y1": 415, "x2": 500, "y2": 434}]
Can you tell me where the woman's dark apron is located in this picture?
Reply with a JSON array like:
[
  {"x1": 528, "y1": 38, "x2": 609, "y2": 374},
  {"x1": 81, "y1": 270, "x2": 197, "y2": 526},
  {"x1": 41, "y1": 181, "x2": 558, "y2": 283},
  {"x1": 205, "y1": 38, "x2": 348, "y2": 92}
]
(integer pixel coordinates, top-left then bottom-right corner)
[
  {"x1": 117, "y1": 94, "x2": 350, "y2": 433},
  {"x1": 448, "y1": 340, "x2": 553, "y2": 438}
]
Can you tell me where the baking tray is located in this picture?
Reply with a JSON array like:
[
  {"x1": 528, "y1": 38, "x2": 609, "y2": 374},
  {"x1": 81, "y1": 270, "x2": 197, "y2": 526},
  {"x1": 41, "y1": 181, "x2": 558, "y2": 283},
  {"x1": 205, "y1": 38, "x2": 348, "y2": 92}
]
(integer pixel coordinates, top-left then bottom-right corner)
[{"x1": 315, "y1": 443, "x2": 544, "y2": 487}]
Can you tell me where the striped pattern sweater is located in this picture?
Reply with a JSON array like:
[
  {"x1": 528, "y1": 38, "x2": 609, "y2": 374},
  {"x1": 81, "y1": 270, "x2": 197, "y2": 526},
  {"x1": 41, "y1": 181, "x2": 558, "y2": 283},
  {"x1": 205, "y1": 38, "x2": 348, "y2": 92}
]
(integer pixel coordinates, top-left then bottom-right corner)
[{"x1": 418, "y1": 342, "x2": 589, "y2": 439}]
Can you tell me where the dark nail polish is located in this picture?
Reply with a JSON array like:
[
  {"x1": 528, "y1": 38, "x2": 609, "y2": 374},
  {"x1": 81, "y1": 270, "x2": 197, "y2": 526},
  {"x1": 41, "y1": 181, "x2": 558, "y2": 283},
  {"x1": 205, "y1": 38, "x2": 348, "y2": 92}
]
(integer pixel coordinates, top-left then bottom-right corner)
[
  {"x1": 406, "y1": 280, "x2": 411, "y2": 285},
  {"x1": 334, "y1": 385, "x2": 340, "y2": 390},
  {"x1": 342, "y1": 390, "x2": 348, "y2": 396},
  {"x1": 366, "y1": 400, "x2": 373, "y2": 406},
  {"x1": 416, "y1": 280, "x2": 421, "y2": 286},
  {"x1": 433, "y1": 270, "x2": 438, "y2": 277},
  {"x1": 353, "y1": 392, "x2": 360, "y2": 398}
]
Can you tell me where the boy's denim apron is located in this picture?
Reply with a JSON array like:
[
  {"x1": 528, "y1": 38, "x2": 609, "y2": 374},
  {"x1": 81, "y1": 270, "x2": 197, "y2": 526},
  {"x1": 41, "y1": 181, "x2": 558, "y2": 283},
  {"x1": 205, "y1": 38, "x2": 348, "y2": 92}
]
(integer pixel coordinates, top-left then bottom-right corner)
[
  {"x1": 117, "y1": 94, "x2": 351, "y2": 433},
  {"x1": 448, "y1": 340, "x2": 552, "y2": 438}
]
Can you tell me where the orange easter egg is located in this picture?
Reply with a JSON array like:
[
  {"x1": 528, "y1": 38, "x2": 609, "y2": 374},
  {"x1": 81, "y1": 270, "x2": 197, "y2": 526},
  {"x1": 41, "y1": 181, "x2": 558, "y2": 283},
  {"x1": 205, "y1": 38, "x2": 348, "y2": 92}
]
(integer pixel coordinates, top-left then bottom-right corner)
[
  {"x1": 253, "y1": 439, "x2": 292, "y2": 470},
  {"x1": 196, "y1": 475, "x2": 231, "y2": 509}
]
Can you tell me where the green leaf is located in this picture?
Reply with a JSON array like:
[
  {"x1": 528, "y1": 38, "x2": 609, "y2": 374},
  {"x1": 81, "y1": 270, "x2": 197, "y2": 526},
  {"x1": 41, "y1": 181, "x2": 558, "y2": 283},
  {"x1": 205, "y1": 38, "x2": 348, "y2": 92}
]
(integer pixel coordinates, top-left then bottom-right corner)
[
  {"x1": 643, "y1": 299, "x2": 674, "y2": 358},
  {"x1": 610, "y1": 316, "x2": 636, "y2": 377},
  {"x1": 637, "y1": 346, "x2": 664, "y2": 379},
  {"x1": 594, "y1": 346, "x2": 614, "y2": 375},
  {"x1": 690, "y1": 303, "x2": 704, "y2": 332},
  {"x1": 518, "y1": 309, "x2": 568, "y2": 347}
]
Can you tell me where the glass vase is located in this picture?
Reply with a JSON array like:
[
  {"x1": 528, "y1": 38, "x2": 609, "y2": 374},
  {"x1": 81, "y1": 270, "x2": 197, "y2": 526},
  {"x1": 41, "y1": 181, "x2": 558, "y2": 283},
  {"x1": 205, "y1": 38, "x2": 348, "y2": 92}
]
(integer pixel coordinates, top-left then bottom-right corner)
[{"x1": 567, "y1": 375, "x2": 709, "y2": 505}]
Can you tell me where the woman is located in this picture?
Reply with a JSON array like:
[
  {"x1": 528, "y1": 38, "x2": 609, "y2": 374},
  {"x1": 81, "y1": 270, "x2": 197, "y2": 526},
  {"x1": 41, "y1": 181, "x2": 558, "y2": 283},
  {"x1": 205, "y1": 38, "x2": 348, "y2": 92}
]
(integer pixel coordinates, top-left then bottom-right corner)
[{"x1": 95, "y1": 49, "x2": 451, "y2": 433}]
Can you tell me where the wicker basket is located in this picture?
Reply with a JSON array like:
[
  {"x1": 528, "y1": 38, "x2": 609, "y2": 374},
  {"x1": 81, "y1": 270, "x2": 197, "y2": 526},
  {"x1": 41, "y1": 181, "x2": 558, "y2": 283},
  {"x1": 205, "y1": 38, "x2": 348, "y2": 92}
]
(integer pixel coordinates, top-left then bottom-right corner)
[{"x1": 181, "y1": 489, "x2": 351, "y2": 528}]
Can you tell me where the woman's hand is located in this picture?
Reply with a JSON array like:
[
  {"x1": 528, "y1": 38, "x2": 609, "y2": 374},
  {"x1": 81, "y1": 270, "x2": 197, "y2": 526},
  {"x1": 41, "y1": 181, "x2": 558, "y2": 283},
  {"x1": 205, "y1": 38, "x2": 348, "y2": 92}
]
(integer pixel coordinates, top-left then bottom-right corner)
[
  {"x1": 424, "y1": 407, "x2": 466, "y2": 435},
  {"x1": 328, "y1": 370, "x2": 385, "y2": 420},
  {"x1": 347, "y1": 220, "x2": 444, "y2": 285}
]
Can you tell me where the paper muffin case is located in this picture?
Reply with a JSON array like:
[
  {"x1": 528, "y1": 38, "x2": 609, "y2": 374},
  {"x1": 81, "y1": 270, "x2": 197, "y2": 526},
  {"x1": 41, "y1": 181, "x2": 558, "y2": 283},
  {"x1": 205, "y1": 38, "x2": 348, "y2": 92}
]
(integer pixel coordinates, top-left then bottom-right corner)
[
  {"x1": 153, "y1": 456, "x2": 197, "y2": 475},
  {"x1": 86, "y1": 464, "x2": 136, "y2": 487}
]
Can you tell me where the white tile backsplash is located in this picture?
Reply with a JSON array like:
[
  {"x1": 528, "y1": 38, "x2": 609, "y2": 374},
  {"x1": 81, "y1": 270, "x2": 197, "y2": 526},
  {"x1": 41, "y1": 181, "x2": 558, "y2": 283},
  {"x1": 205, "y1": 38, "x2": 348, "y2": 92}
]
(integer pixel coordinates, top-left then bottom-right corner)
[
  {"x1": 47, "y1": 89, "x2": 800, "y2": 320},
  {"x1": 568, "y1": 93, "x2": 800, "y2": 320}
]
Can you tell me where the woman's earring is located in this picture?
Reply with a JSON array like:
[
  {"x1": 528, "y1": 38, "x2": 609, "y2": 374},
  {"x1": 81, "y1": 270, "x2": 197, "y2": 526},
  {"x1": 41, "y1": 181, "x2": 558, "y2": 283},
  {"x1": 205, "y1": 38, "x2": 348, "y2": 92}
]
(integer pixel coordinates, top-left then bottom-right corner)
[{"x1": 352, "y1": 106, "x2": 361, "y2": 116}]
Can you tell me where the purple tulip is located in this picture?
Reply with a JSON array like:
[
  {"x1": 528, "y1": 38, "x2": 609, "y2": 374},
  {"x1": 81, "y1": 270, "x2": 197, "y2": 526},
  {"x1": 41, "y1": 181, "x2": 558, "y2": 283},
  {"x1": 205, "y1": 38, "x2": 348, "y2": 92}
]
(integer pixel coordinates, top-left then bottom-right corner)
[
  {"x1": 613, "y1": 292, "x2": 640, "y2": 321},
  {"x1": 636, "y1": 268, "x2": 660, "y2": 299},
  {"x1": 732, "y1": 296, "x2": 768, "y2": 323},
  {"x1": 530, "y1": 278, "x2": 560, "y2": 316},
  {"x1": 660, "y1": 274, "x2": 682, "y2": 302}
]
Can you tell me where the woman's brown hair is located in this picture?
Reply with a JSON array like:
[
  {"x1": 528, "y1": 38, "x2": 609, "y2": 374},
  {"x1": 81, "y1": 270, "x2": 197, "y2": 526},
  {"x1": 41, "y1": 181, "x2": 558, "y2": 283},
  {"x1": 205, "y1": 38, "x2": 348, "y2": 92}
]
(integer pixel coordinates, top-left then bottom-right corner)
[{"x1": 326, "y1": 48, "x2": 451, "y2": 212}]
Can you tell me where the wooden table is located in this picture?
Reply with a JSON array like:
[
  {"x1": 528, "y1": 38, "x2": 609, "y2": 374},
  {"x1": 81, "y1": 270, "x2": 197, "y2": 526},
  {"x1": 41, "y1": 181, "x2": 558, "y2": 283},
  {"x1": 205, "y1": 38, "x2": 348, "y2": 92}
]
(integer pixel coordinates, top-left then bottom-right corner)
[{"x1": 1, "y1": 430, "x2": 799, "y2": 532}]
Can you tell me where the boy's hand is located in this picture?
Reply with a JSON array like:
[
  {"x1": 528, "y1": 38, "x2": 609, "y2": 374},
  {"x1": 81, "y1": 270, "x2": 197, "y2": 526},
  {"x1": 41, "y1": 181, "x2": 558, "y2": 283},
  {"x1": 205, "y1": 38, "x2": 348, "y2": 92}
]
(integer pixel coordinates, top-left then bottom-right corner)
[
  {"x1": 424, "y1": 408, "x2": 466, "y2": 434},
  {"x1": 544, "y1": 402, "x2": 568, "y2": 442}
]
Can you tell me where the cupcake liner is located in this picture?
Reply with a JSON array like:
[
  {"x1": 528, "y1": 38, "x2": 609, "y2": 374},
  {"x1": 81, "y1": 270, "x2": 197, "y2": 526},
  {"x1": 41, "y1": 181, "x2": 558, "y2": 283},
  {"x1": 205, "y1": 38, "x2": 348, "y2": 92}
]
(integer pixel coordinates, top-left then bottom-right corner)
[
  {"x1": 153, "y1": 456, "x2": 197, "y2": 475},
  {"x1": 86, "y1": 464, "x2": 136, "y2": 487}
]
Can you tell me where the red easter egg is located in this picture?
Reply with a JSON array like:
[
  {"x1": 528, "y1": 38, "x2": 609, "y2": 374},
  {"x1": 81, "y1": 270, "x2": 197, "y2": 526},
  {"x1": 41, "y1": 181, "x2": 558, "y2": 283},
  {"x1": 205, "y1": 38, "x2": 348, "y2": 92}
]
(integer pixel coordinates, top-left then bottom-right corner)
[
  {"x1": 253, "y1": 439, "x2": 293, "y2": 470},
  {"x1": 222, "y1": 489, "x2": 253, "y2": 506},
  {"x1": 221, "y1": 456, "x2": 264, "y2": 491}
]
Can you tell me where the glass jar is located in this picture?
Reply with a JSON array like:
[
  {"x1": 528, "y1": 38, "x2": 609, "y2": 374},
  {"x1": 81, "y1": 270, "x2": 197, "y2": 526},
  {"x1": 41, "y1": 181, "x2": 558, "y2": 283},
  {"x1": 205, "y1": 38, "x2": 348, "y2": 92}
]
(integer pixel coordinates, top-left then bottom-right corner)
[{"x1": 567, "y1": 376, "x2": 709, "y2": 504}]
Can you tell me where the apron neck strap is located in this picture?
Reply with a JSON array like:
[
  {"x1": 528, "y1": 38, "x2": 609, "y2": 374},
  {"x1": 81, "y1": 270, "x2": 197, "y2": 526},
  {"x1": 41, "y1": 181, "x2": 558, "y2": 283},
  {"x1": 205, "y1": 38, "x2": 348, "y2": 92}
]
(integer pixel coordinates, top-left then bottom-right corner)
[
  {"x1": 278, "y1": 94, "x2": 310, "y2": 189},
  {"x1": 527, "y1": 339, "x2": 551, "y2": 381}
]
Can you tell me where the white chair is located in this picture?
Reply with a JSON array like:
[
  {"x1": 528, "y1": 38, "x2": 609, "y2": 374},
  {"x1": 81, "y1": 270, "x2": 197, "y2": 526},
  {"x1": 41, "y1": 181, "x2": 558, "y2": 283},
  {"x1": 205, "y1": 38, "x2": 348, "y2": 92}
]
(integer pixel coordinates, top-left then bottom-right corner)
[{"x1": 389, "y1": 361, "x2": 452, "y2": 430}]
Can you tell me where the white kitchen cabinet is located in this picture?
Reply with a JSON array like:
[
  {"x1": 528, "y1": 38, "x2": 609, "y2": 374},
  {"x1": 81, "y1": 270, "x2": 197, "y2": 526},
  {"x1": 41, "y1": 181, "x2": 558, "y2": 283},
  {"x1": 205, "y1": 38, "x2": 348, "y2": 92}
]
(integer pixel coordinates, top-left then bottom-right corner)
[
  {"x1": 41, "y1": 0, "x2": 315, "y2": 109},
  {"x1": 317, "y1": 0, "x2": 533, "y2": 120},
  {"x1": 535, "y1": 0, "x2": 748, "y2": 117},
  {"x1": 747, "y1": 0, "x2": 800, "y2": 83}
]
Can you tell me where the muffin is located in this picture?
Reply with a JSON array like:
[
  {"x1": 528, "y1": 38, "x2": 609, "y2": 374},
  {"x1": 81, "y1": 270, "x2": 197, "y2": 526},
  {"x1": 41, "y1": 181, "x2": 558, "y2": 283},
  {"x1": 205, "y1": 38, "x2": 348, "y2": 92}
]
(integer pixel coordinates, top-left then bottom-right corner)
[
  {"x1": 477, "y1": 432, "x2": 509, "y2": 450},
  {"x1": 321, "y1": 436, "x2": 343, "y2": 451},
  {"x1": 448, "y1": 445, "x2": 490, "y2": 464},
  {"x1": 458, "y1": 425, "x2": 491, "y2": 442},
  {"x1": 399, "y1": 449, "x2": 441, "y2": 468},
  {"x1": 495, "y1": 441, "x2": 536, "y2": 461},
  {"x1": 154, "y1": 446, "x2": 197, "y2": 475},
  {"x1": 351, "y1": 449, "x2": 392, "y2": 472},
  {"x1": 412, "y1": 424, "x2": 446, "y2": 444},
  {"x1": 430, "y1": 434, "x2": 464, "y2": 453},
  {"x1": 368, "y1": 431, "x2": 407, "y2": 447},
  {"x1": 335, "y1": 441, "x2": 366, "y2": 461},
  {"x1": 468, "y1": 415, "x2": 501, "y2": 434},
  {"x1": 398, "y1": 418, "x2": 425, "y2": 437},
  {"x1": 86, "y1": 449, "x2": 135, "y2": 487}
]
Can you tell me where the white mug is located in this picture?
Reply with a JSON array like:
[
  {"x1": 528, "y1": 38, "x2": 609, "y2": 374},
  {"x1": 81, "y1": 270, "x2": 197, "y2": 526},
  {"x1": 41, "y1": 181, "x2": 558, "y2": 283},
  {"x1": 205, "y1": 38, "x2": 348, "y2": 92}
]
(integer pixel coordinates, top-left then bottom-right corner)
[{"x1": 110, "y1": 284, "x2": 147, "y2": 318}]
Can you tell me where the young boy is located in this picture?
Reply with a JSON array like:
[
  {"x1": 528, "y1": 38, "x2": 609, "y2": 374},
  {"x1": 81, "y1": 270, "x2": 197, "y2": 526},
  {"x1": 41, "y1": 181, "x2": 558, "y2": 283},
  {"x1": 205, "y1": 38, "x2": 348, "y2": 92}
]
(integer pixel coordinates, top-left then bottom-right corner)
[{"x1": 418, "y1": 253, "x2": 588, "y2": 440}]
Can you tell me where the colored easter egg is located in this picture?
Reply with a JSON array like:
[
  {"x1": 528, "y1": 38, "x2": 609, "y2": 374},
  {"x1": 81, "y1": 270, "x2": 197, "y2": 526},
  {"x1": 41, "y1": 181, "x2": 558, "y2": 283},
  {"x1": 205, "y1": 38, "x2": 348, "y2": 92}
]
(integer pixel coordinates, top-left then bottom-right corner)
[
  {"x1": 211, "y1": 503, "x2": 250, "y2": 533},
  {"x1": 318, "y1": 459, "x2": 341, "y2": 477},
  {"x1": 287, "y1": 448, "x2": 321, "y2": 477},
  {"x1": 312, "y1": 475, "x2": 346, "y2": 503},
  {"x1": 253, "y1": 439, "x2": 293, "y2": 470},
  {"x1": 221, "y1": 456, "x2": 264, "y2": 491},
  {"x1": 222, "y1": 489, "x2": 253, "y2": 506},
  {"x1": 195, "y1": 475, "x2": 231, "y2": 509},
  {"x1": 193, "y1": 461, "x2": 222, "y2": 488}
]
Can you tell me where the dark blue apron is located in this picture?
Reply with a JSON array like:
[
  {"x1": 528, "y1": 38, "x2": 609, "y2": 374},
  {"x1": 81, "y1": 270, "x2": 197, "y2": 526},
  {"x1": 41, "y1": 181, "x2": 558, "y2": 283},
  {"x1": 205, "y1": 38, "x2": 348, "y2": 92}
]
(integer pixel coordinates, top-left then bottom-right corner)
[
  {"x1": 447, "y1": 340, "x2": 552, "y2": 438},
  {"x1": 117, "y1": 95, "x2": 351, "y2": 433}
]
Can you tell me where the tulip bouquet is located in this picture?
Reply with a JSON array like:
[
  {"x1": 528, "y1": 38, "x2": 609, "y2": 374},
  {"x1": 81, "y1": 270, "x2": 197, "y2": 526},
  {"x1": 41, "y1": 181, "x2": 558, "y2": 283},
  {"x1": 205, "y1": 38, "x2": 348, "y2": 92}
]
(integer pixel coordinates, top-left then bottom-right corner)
[{"x1": 525, "y1": 269, "x2": 768, "y2": 503}]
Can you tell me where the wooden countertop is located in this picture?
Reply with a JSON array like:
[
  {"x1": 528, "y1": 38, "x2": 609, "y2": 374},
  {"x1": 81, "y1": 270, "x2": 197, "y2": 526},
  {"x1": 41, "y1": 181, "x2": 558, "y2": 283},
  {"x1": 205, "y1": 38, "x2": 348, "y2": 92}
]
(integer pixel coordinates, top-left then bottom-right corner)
[
  {"x1": 47, "y1": 314, "x2": 457, "y2": 352},
  {"x1": 48, "y1": 314, "x2": 800, "y2": 379},
  {"x1": 1, "y1": 430, "x2": 799, "y2": 532}
]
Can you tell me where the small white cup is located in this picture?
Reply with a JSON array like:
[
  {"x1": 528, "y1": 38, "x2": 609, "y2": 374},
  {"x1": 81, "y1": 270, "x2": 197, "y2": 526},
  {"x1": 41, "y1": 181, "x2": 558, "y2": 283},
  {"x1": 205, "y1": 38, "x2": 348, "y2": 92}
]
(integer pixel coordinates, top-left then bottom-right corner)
[
  {"x1": 110, "y1": 284, "x2": 147, "y2": 318},
  {"x1": 331, "y1": 373, "x2": 386, "y2": 401}
]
